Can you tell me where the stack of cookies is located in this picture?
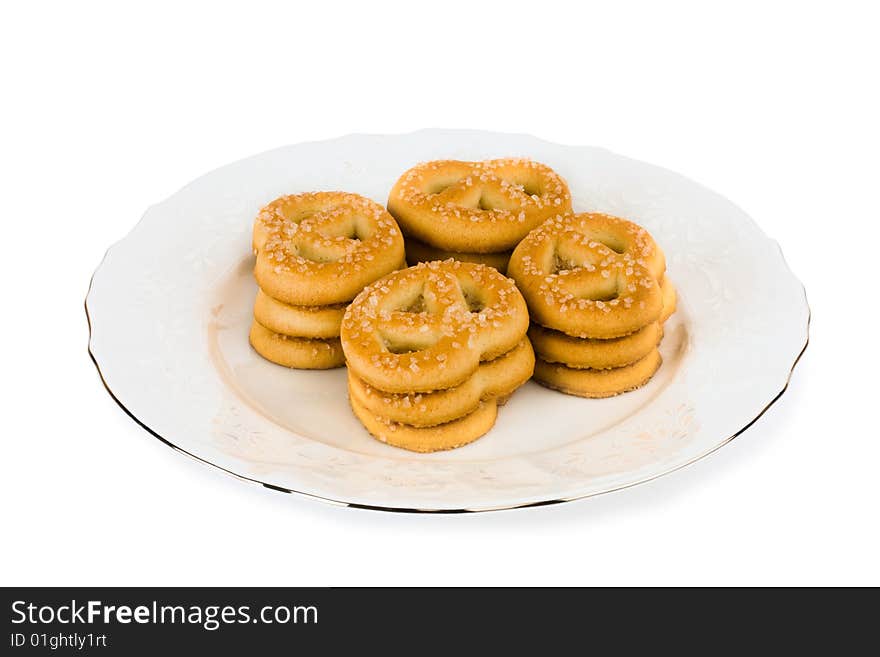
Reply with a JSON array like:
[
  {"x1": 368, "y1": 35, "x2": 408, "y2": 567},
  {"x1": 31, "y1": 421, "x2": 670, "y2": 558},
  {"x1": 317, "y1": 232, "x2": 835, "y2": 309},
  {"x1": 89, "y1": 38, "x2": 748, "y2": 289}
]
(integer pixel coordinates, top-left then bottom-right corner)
[
  {"x1": 508, "y1": 212, "x2": 676, "y2": 398},
  {"x1": 340, "y1": 260, "x2": 534, "y2": 452},
  {"x1": 387, "y1": 158, "x2": 572, "y2": 273},
  {"x1": 246, "y1": 163, "x2": 680, "y2": 453},
  {"x1": 250, "y1": 192, "x2": 405, "y2": 369}
]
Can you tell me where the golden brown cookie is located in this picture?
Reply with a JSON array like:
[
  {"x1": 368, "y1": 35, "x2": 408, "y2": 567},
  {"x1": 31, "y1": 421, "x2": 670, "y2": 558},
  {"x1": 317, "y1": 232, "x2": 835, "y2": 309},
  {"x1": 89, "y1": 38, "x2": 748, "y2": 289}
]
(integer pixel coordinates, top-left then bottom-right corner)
[
  {"x1": 508, "y1": 212, "x2": 666, "y2": 338},
  {"x1": 388, "y1": 159, "x2": 571, "y2": 254},
  {"x1": 347, "y1": 338, "x2": 534, "y2": 427},
  {"x1": 341, "y1": 260, "x2": 530, "y2": 393},
  {"x1": 252, "y1": 289, "x2": 345, "y2": 339},
  {"x1": 528, "y1": 322, "x2": 661, "y2": 370},
  {"x1": 253, "y1": 192, "x2": 405, "y2": 306},
  {"x1": 349, "y1": 394, "x2": 498, "y2": 453},
  {"x1": 249, "y1": 321, "x2": 345, "y2": 369},
  {"x1": 533, "y1": 349, "x2": 662, "y2": 398}
]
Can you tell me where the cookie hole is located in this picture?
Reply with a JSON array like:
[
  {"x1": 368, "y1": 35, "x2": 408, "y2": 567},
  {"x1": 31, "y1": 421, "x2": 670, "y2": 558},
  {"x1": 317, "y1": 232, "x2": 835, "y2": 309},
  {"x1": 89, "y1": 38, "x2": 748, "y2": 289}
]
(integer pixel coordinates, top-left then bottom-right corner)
[
  {"x1": 463, "y1": 291, "x2": 485, "y2": 313},
  {"x1": 293, "y1": 210, "x2": 317, "y2": 223},
  {"x1": 587, "y1": 290, "x2": 620, "y2": 302},
  {"x1": 477, "y1": 195, "x2": 495, "y2": 211},
  {"x1": 519, "y1": 182, "x2": 541, "y2": 196},
  {"x1": 592, "y1": 233, "x2": 626, "y2": 254},
  {"x1": 501, "y1": 176, "x2": 541, "y2": 197},
  {"x1": 583, "y1": 274, "x2": 622, "y2": 302},
  {"x1": 383, "y1": 340, "x2": 419, "y2": 355},
  {"x1": 425, "y1": 176, "x2": 465, "y2": 195},
  {"x1": 380, "y1": 331, "x2": 437, "y2": 355},
  {"x1": 350, "y1": 215, "x2": 379, "y2": 242},
  {"x1": 400, "y1": 294, "x2": 426, "y2": 313},
  {"x1": 552, "y1": 253, "x2": 579, "y2": 274}
]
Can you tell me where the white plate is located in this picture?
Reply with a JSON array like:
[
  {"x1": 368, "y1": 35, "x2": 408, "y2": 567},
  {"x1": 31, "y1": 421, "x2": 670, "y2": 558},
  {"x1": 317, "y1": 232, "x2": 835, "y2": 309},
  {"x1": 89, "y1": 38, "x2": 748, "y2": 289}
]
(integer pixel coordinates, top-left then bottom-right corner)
[{"x1": 86, "y1": 129, "x2": 809, "y2": 512}]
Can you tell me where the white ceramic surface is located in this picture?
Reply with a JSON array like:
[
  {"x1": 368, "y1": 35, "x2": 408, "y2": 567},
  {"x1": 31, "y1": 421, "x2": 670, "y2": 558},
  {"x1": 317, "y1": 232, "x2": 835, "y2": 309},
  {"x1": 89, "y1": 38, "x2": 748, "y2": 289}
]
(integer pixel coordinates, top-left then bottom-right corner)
[{"x1": 86, "y1": 129, "x2": 809, "y2": 511}]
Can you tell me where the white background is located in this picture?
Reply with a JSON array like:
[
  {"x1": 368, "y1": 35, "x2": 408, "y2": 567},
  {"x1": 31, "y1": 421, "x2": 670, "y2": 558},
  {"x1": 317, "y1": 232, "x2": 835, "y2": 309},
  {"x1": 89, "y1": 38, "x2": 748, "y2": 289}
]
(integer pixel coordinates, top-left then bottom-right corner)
[{"x1": 2, "y1": 1, "x2": 877, "y2": 586}]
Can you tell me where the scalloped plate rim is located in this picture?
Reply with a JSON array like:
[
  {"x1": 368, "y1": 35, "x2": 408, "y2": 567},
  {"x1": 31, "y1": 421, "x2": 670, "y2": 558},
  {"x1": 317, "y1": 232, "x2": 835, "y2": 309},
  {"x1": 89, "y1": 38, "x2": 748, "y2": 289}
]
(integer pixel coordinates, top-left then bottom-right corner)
[{"x1": 85, "y1": 129, "x2": 810, "y2": 512}]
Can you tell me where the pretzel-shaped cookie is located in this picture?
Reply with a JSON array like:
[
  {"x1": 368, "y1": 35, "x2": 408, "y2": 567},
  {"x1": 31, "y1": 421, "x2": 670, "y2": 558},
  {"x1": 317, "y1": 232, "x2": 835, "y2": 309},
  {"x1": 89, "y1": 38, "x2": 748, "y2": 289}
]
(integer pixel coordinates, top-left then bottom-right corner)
[
  {"x1": 254, "y1": 192, "x2": 405, "y2": 306},
  {"x1": 341, "y1": 260, "x2": 529, "y2": 393},
  {"x1": 508, "y1": 213, "x2": 666, "y2": 338},
  {"x1": 387, "y1": 159, "x2": 572, "y2": 253}
]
